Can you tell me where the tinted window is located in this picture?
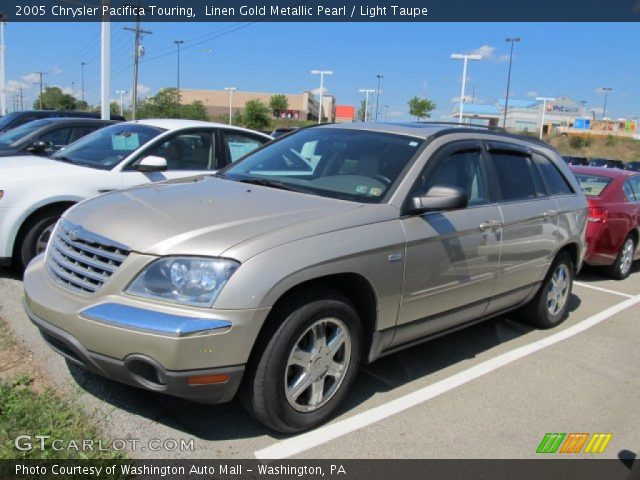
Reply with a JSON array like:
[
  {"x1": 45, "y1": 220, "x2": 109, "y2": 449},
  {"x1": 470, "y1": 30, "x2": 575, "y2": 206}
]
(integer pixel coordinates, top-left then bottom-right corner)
[
  {"x1": 625, "y1": 177, "x2": 640, "y2": 202},
  {"x1": 39, "y1": 127, "x2": 73, "y2": 147},
  {"x1": 222, "y1": 131, "x2": 266, "y2": 164},
  {"x1": 146, "y1": 130, "x2": 214, "y2": 170},
  {"x1": 222, "y1": 128, "x2": 424, "y2": 203},
  {"x1": 491, "y1": 151, "x2": 536, "y2": 201},
  {"x1": 0, "y1": 119, "x2": 53, "y2": 146},
  {"x1": 574, "y1": 174, "x2": 612, "y2": 196},
  {"x1": 532, "y1": 153, "x2": 573, "y2": 196},
  {"x1": 421, "y1": 149, "x2": 488, "y2": 206}
]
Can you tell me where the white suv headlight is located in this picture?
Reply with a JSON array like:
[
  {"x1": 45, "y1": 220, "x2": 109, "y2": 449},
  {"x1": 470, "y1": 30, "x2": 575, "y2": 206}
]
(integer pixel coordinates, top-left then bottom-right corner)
[{"x1": 126, "y1": 257, "x2": 239, "y2": 307}]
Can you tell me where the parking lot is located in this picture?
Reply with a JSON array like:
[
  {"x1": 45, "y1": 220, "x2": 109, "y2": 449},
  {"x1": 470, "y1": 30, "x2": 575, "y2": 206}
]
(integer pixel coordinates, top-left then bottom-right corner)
[{"x1": 1, "y1": 264, "x2": 638, "y2": 460}]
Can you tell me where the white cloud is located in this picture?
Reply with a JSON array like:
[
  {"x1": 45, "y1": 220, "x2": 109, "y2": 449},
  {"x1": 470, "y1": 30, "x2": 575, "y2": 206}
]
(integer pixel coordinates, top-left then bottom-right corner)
[
  {"x1": 468, "y1": 45, "x2": 511, "y2": 63},
  {"x1": 451, "y1": 95, "x2": 478, "y2": 103},
  {"x1": 590, "y1": 107, "x2": 604, "y2": 114},
  {"x1": 21, "y1": 72, "x2": 41, "y2": 84},
  {"x1": 311, "y1": 87, "x2": 328, "y2": 96},
  {"x1": 50, "y1": 66, "x2": 64, "y2": 75},
  {"x1": 595, "y1": 87, "x2": 613, "y2": 94},
  {"x1": 387, "y1": 110, "x2": 404, "y2": 118},
  {"x1": 527, "y1": 91, "x2": 539, "y2": 98},
  {"x1": 5, "y1": 79, "x2": 31, "y2": 93},
  {"x1": 120, "y1": 84, "x2": 151, "y2": 103}
]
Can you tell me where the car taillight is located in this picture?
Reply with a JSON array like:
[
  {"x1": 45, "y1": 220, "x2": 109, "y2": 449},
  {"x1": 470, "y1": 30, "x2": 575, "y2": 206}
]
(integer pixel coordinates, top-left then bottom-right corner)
[{"x1": 588, "y1": 206, "x2": 608, "y2": 223}]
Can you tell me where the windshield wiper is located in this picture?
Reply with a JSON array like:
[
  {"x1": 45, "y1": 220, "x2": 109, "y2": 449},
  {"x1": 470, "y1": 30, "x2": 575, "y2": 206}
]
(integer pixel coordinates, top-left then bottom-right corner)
[
  {"x1": 52, "y1": 156, "x2": 77, "y2": 164},
  {"x1": 238, "y1": 178, "x2": 300, "y2": 192}
]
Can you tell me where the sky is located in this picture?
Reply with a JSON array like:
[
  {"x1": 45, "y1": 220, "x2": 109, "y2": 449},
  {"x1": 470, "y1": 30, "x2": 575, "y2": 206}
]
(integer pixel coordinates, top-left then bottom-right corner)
[{"x1": 3, "y1": 22, "x2": 639, "y2": 121}]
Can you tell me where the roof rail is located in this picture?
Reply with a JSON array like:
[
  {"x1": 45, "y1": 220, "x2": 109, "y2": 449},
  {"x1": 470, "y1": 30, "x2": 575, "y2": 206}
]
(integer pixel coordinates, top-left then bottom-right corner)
[{"x1": 412, "y1": 121, "x2": 507, "y2": 132}]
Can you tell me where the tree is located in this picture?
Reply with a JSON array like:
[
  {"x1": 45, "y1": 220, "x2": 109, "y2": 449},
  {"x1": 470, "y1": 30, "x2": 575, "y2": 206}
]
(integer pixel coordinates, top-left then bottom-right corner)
[
  {"x1": 136, "y1": 88, "x2": 207, "y2": 120},
  {"x1": 408, "y1": 97, "x2": 436, "y2": 121},
  {"x1": 110, "y1": 101, "x2": 120, "y2": 116},
  {"x1": 242, "y1": 100, "x2": 271, "y2": 130},
  {"x1": 269, "y1": 94, "x2": 288, "y2": 117},
  {"x1": 356, "y1": 99, "x2": 367, "y2": 121},
  {"x1": 33, "y1": 87, "x2": 77, "y2": 110}
]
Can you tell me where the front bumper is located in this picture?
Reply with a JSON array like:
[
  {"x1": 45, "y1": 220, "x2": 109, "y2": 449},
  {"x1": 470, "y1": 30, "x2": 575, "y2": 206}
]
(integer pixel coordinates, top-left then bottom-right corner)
[{"x1": 23, "y1": 254, "x2": 271, "y2": 403}]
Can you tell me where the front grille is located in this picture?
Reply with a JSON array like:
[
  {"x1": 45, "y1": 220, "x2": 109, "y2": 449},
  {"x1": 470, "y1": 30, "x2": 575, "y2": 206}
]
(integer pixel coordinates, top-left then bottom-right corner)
[{"x1": 46, "y1": 220, "x2": 130, "y2": 294}]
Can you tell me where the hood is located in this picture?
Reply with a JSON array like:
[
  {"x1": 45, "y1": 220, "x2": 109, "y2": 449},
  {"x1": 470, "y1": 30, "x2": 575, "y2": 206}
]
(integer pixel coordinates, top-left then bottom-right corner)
[
  {"x1": 65, "y1": 176, "x2": 364, "y2": 258},
  {"x1": 0, "y1": 155, "x2": 91, "y2": 182}
]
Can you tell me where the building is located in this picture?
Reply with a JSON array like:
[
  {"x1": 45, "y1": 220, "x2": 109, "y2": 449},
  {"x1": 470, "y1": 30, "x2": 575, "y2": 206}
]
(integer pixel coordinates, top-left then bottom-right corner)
[
  {"x1": 453, "y1": 96, "x2": 586, "y2": 134},
  {"x1": 179, "y1": 89, "x2": 335, "y2": 122},
  {"x1": 335, "y1": 105, "x2": 356, "y2": 123}
]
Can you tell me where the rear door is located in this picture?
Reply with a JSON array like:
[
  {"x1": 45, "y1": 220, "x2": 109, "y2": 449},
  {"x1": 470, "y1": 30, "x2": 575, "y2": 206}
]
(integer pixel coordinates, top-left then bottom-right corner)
[{"x1": 486, "y1": 142, "x2": 559, "y2": 312}]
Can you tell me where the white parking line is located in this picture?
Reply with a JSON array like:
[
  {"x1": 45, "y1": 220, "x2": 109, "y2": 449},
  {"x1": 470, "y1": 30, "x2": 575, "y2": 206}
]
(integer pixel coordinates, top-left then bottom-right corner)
[
  {"x1": 255, "y1": 293, "x2": 640, "y2": 459},
  {"x1": 574, "y1": 281, "x2": 634, "y2": 298}
]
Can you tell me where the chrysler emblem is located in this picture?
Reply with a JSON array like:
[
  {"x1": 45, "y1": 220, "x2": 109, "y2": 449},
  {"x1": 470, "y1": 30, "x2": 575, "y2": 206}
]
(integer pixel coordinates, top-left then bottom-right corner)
[{"x1": 68, "y1": 226, "x2": 81, "y2": 241}]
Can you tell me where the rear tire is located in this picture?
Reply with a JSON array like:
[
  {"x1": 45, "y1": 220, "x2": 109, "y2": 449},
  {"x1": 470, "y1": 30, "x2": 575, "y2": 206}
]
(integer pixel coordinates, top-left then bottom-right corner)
[
  {"x1": 240, "y1": 288, "x2": 362, "y2": 433},
  {"x1": 16, "y1": 211, "x2": 61, "y2": 270},
  {"x1": 604, "y1": 235, "x2": 635, "y2": 280},
  {"x1": 519, "y1": 251, "x2": 574, "y2": 329}
]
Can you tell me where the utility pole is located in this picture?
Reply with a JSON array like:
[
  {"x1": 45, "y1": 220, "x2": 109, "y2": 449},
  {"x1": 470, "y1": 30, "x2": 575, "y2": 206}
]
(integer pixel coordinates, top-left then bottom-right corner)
[
  {"x1": 124, "y1": 12, "x2": 152, "y2": 120},
  {"x1": 375, "y1": 74, "x2": 383, "y2": 122},
  {"x1": 310, "y1": 69, "x2": 333, "y2": 124},
  {"x1": 358, "y1": 88, "x2": 375, "y2": 122},
  {"x1": 503, "y1": 37, "x2": 521, "y2": 128},
  {"x1": 37, "y1": 71, "x2": 46, "y2": 109},
  {"x1": 600, "y1": 87, "x2": 612, "y2": 119},
  {"x1": 0, "y1": 15, "x2": 6, "y2": 116},
  {"x1": 80, "y1": 61, "x2": 86, "y2": 102},
  {"x1": 100, "y1": 1, "x2": 110, "y2": 120},
  {"x1": 224, "y1": 86, "x2": 236, "y2": 125},
  {"x1": 174, "y1": 40, "x2": 184, "y2": 100}
]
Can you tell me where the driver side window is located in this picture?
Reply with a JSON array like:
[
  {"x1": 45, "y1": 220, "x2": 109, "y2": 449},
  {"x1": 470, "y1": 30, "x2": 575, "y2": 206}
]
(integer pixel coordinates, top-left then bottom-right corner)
[
  {"x1": 145, "y1": 130, "x2": 214, "y2": 171},
  {"x1": 419, "y1": 149, "x2": 489, "y2": 206}
]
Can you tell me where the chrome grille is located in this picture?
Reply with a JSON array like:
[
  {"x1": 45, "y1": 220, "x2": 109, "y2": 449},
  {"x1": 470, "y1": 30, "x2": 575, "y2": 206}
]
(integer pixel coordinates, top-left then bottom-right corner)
[{"x1": 46, "y1": 220, "x2": 130, "y2": 294}]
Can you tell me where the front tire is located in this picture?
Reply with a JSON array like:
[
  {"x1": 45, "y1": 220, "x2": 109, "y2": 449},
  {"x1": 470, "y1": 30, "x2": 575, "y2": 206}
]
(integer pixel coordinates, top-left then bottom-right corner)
[
  {"x1": 16, "y1": 212, "x2": 61, "y2": 270},
  {"x1": 520, "y1": 251, "x2": 574, "y2": 329},
  {"x1": 605, "y1": 235, "x2": 635, "y2": 280},
  {"x1": 241, "y1": 289, "x2": 362, "y2": 433}
]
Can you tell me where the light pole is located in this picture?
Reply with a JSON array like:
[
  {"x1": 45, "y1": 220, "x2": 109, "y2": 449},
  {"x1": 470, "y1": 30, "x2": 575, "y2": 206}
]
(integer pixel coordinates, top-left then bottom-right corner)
[
  {"x1": 451, "y1": 53, "x2": 482, "y2": 124},
  {"x1": 116, "y1": 89, "x2": 126, "y2": 115},
  {"x1": 600, "y1": 87, "x2": 612, "y2": 119},
  {"x1": 375, "y1": 74, "x2": 383, "y2": 122},
  {"x1": 310, "y1": 69, "x2": 333, "y2": 124},
  {"x1": 71, "y1": 81, "x2": 75, "y2": 98},
  {"x1": 384, "y1": 104, "x2": 389, "y2": 122},
  {"x1": 80, "y1": 61, "x2": 86, "y2": 102},
  {"x1": 536, "y1": 96, "x2": 556, "y2": 139},
  {"x1": 359, "y1": 89, "x2": 375, "y2": 122},
  {"x1": 580, "y1": 100, "x2": 587, "y2": 117},
  {"x1": 174, "y1": 40, "x2": 184, "y2": 100},
  {"x1": 503, "y1": 37, "x2": 520, "y2": 128},
  {"x1": 224, "y1": 87, "x2": 236, "y2": 125}
]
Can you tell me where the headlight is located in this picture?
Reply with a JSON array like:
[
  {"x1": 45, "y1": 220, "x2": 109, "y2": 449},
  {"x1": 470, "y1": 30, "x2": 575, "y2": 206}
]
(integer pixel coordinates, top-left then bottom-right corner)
[{"x1": 126, "y1": 257, "x2": 239, "y2": 307}]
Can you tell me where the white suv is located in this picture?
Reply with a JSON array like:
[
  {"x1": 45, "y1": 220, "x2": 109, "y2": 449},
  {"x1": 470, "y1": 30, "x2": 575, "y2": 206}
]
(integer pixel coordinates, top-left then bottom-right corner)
[{"x1": 0, "y1": 119, "x2": 271, "y2": 269}]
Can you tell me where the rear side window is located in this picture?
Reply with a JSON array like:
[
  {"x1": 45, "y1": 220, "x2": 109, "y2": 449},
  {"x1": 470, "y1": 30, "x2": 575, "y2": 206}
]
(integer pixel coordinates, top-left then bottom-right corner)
[
  {"x1": 490, "y1": 151, "x2": 536, "y2": 202},
  {"x1": 574, "y1": 174, "x2": 612, "y2": 196},
  {"x1": 628, "y1": 177, "x2": 640, "y2": 202},
  {"x1": 532, "y1": 153, "x2": 574, "y2": 196}
]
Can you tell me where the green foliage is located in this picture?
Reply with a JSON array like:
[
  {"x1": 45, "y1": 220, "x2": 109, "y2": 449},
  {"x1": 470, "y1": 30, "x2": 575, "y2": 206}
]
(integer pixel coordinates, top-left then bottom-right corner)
[
  {"x1": 408, "y1": 96, "x2": 436, "y2": 121},
  {"x1": 357, "y1": 99, "x2": 367, "y2": 121},
  {"x1": 0, "y1": 375, "x2": 123, "y2": 459},
  {"x1": 242, "y1": 100, "x2": 271, "y2": 130},
  {"x1": 569, "y1": 136, "x2": 592, "y2": 149},
  {"x1": 32, "y1": 87, "x2": 77, "y2": 110},
  {"x1": 110, "y1": 101, "x2": 120, "y2": 116},
  {"x1": 136, "y1": 88, "x2": 208, "y2": 120},
  {"x1": 269, "y1": 94, "x2": 288, "y2": 116},
  {"x1": 606, "y1": 135, "x2": 617, "y2": 146}
]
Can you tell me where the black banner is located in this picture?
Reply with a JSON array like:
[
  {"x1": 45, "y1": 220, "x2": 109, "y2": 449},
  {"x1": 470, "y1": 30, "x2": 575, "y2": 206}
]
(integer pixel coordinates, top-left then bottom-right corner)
[
  {"x1": 2, "y1": 459, "x2": 640, "y2": 480},
  {"x1": 1, "y1": 0, "x2": 639, "y2": 22}
]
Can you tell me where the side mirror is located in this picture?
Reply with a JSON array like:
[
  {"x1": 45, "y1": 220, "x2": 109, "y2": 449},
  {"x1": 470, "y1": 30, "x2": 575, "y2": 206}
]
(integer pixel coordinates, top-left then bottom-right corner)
[
  {"x1": 27, "y1": 140, "x2": 53, "y2": 153},
  {"x1": 408, "y1": 186, "x2": 468, "y2": 214},
  {"x1": 136, "y1": 155, "x2": 167, "y2": 172}
]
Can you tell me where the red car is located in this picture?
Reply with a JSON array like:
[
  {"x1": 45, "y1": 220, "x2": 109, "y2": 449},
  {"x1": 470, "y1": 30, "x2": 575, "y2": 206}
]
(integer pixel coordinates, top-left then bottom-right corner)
[{"x1": 570, "y1": 166, "x2": 640, "y2": 279}]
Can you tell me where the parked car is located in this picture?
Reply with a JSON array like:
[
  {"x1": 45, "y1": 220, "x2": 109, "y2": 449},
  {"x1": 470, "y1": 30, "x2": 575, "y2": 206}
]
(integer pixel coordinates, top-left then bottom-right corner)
[
  {"x1": 570, "y1": 166, "x2": 640, "y2": 279},
  {"x1": 0, "y1": 119, "x2": 271, "y2": 269},
  {"x1": 0, "y1": 110, "x2": 126, "y2": 134},
  {"x1": 624, "y1": 161, "x2": 640, "y2": 172},
  {"x1": 270, "y1": 127, "x2": 298, "y2": 138},
  {"x1": 23, "y1": 123, "x2": 587, "y2": 432},
  {"x1": 589, "y1": 158, "x2": 625, "y2": 169},
  {"x1": 563, "y1": 156, "x2": 589, "y2": 166},
  {"x1": 0, "y1": 118, "x2": 118, "y2": 157}
]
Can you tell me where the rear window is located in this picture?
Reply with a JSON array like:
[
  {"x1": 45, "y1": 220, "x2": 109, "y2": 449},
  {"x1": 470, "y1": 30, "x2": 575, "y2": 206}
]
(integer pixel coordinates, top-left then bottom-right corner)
[
  {"x1": 532, "y1": 154, "x2": 574, "y2": 196},
  {"x1": 574, "y1": 174, "x2": 612, "y2": 196}
]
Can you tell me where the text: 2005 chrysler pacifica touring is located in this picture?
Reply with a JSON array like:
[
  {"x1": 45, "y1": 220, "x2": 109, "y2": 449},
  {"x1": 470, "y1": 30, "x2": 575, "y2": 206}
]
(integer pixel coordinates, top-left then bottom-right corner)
[{"x1": 24, "y1": 123, "x2": 587, "y2": 432}]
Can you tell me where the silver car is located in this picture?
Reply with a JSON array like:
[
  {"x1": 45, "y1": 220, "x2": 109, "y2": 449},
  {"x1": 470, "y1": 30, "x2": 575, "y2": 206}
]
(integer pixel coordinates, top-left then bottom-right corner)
[{"x1": 23, "y1": 123, "x2": 588, "y2": 432}]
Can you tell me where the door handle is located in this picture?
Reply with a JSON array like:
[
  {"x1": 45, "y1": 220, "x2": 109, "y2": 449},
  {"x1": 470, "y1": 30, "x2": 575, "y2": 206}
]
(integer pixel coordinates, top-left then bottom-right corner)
[
  {"x1": 541, "y1": 210, "x2": 557, "y2": 220},
  {"x1": 479, "y1": 219, "x2": 502, "y2": 231}
]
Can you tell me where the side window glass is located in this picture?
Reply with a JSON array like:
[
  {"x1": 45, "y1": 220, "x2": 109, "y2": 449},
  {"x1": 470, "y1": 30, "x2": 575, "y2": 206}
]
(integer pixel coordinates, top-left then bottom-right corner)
[
  {"x1": 491, "y1": 151, "x2": 536, "y2": 202},
  {"x1": 39, "y1": 127, "x2": 73, "y2": 148},
  {"x1": 532, "y1": 153, "x2": 574, "y2": 196},
  {"x1": 147, "y1": 130, "x2": 214, "y2": 171},
  {"x1": 421, "y1": 149, "x2": 488, "y2": 206},
  {"x1": 70, "y1": 126, "x2": 99, "y2": 143},
  {"x1": 627, "y1": 177, "x2": 640, "y2": 202},
  {"x1": 223, "y1": 132, "x2": 266, "y2": 164},
  {"x1": 623, "y1": 181, "x2": 636, "y2": 202}
]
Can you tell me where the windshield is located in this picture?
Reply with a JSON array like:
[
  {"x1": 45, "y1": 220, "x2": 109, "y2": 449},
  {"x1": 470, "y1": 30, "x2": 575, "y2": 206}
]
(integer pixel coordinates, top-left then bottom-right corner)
[
  {"x1": 51, "y1": 123, "x2": 166, "y2": 169},
  {"x1": 0, "y1": 119, "x2": 53, "y2": 146},
  {"x1": 221, "y1": 128, "x2": 424, "y2": 203},
  {"x1": 574, "y1": 174, "x2": 612, "y2": 196},
  {"x1": 0, "y1": 112, "x2": 24, "y2": 132}
]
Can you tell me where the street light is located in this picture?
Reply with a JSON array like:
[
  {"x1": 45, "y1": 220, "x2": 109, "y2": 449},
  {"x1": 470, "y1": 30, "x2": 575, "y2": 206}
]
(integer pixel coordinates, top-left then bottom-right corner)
[
  {"x1": 450, "y1": 53, "x2": 482, "y2": 124},
  {"x1": 224, "y1": 87, "x2": 237, "y2": 125},
  {"x1": 358, "y1": 88, "x2": 375, "y2": 122},
  {"x1": 580, "y1": 100, "x2": 588, "y2": 117},
  {"x1": 0, "y1": 15, "x2": 6, "y2": 116},
  {"x1": 375, "y1": 74, "x2": 383, "y2": 122},
  {"x1": 503, "y1": 37, "x2": 521, "y2": 128},
  {"x1": 80, "y1": 61, "x2": 86, "y2": 102},
  {"x1": 116, "y1": 89, "x2": 126, "y2": 115},
  {"x1": 174, "y1": 40, "x2": 184, "y2": 99},
  {"x1": 600, "y1": 87, "x2": 612, "y2": 119},
  {"x1": 310, "y1": 69, "x2": 333, "y2": 124},
  {"x1": 536, "y1": 96, "x2": 556, "y2": 139},
  {"x1": 384, "y1": 104, "x2": 389, "y2": 122}
]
